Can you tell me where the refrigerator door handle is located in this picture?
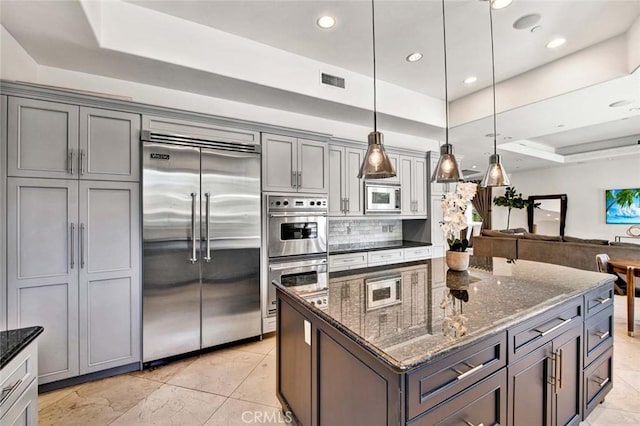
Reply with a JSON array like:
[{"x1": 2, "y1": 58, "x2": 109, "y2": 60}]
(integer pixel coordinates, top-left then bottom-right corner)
[
  {"x1": 204, "y1": 192, "x2": 211, "y2": 262},
  {"x1": 190, "y1": 192, "x2": 198, "y2": 264}
]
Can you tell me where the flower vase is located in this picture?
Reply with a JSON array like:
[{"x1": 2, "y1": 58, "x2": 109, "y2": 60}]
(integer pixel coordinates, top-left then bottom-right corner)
[{"x1": 446, "y1": 251, "x2": 470, "y2": 272}]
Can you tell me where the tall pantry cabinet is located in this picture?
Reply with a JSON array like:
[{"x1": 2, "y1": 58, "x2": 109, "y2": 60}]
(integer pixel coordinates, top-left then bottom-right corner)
[{"x1": 5, "y1": 97, "x2": 141, "y2": 384}]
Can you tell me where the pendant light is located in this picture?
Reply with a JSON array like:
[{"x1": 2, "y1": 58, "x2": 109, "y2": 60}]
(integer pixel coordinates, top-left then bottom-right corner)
[
  {"x1": 358, "y1": 0, "x2": 396, "y2": 179},
  {"x1": 480, "y1": 0, "x2": 511, "y2": 187},
  {"x1": 431, "y1": 0, "x2": 462, "y2": 184}
]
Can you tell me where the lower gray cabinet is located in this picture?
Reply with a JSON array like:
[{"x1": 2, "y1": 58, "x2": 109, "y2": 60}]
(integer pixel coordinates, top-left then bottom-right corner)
[{"x1": 7, "y1": 178, "x2": 140, "y2": 384}]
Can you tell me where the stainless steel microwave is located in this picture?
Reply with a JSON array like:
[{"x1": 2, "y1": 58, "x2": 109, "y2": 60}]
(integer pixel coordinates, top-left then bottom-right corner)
[{"x1": 365, "y1": 183, "x2": 401, "y2": 214}]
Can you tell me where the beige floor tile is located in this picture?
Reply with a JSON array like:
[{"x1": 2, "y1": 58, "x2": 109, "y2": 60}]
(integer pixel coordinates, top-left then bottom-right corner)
[
  {"x1": 234, "y1": 335, "x2": 276, "y2": 356},
  {"x1": 129, "y1": 356, "x2": 197, "y2": 383},
  {"x1": 167, "y1": 348, "x2": 264, "y2": 396},
  {"x1": 204, "y1": 398, "x2": 291, "y2": 426},
  {"x1": 111, "y1": 383, "x2": 226, "y2": 426},
  {"x1": 615, "y1": 369, "x2": 640, "y2": 393},
  {"x1": 613, "y1": 339, "x2": 640, "y2": 372},
  {"x1": 588, "y1": 406, "x2": 640, "y2": 425},
  {"x1": 231, "y1": 354, "x2": 279, "y2": 407},
  {"x1": 38, "y1": 375, "x2": 162, "y2": 426},
  {"x1": 598, "y1": 374, "x2": 640, "y2": 413},
  {"x1": 38, "y1": 385, "x2": 78, "y2": 411}
]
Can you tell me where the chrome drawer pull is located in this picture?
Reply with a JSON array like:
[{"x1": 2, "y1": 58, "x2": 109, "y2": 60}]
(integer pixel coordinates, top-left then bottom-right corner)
[
  {"x1": 596, "y1": 330, "x2": 610, "y2": 340},
  {"x1": 595, "y1": 297, "x2": 611, "y2": 304},
  {"x1": 536, "y1": 318, "x2": 572, "y2": 337},
  {"x1": 593, "y1": 376, "x2": 610, "y2": 388},
  {"x1": 0, "y1": 378, "x2": 23, "y2": 406},
  {"x1": 454, "y1": 363, "x2": 484, "y2": 380}
]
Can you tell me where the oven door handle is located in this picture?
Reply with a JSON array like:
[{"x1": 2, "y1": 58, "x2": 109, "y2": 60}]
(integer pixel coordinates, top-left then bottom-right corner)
[
  {"x1": 269, "y1": 261, "x2": 327, "y2": 272},
  {"x1": 269, "y1": 212, "x2": 327, "y2": 218}
]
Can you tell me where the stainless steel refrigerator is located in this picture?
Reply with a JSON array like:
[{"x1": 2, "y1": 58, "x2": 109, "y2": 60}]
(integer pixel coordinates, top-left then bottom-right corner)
[{"x1": 142, "y1": 132, "x2": 261, "y2": 363}]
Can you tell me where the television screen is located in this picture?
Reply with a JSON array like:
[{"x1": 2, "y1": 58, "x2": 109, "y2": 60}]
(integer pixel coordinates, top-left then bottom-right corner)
[{"x1": 606, "y1": 188, "x2": 640, "y2": 224}]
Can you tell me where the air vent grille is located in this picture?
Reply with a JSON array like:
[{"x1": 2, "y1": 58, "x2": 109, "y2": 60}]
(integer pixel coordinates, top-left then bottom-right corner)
[{"x1": 321, "y1": 73, "x2": 345, "y2": 89}]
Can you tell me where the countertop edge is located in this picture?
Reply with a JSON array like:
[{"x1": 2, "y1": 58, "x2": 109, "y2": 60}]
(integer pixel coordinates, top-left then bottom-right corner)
[{"x1": 0, "y1": 326, "x2": 44, "y2": 370}]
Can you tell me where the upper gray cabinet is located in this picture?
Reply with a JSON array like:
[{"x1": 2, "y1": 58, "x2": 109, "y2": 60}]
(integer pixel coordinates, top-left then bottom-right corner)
[
  {"x1": 7, "y1": 97, "x2": 140, "y2": 182},
  {"x1": 328, "y1": 144, "x2": 364, "y2": 216},
  {"x1": 400, "y1": 155, "x2": 427, "y2": 218},
  {"x1": 262, "y1": 133, "x2": 328, "y2": 193}
]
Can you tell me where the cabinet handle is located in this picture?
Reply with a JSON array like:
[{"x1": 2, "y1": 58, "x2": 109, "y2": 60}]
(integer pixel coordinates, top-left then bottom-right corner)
[
  {"x1": 80, "y1": 223, "x2": 85, "y2": 269},
  {"x1": 536, "y1": 317, "x2": 572, "y2": 337},
  {"x1": 298, "y1": 171, "x2": 302, "y2": 188},
  {"x1": 346, "y1": 198, "x2": 350, "y2": 212},
  {"x1": 189, "y1": 193, "x2": 198, "y2": 264},
  {"x1": 70, "y1": 149, "x2": 75, "y2": 175},
  {"x1": 79, "y1": 149, "x2": 85, "y2": 175},
  {"x1": 204, "y1": 193, "x2": 211, "y2": 262},
  {"x1": 593, "y1": 376, "x2": 610, "y2": 388},
  {"x1": 595, "y1": 297, "x2": 611, "y2": 304},
  {"x1": 0, "y1": 378, "x2": 23, "y2": 406},
  {"x1": 70, "y1": 223, "x2": 75, "y2": 269},
  {"x1": 557, "y1": 348, "x2": 563, "y2": 392},
  {"x1": 595, "y1": 330, "x2": 610, "y2": 340},
  {"x1": 67, "y1": 149, "x2": 73, "y2": 174},
  {"x1": 340, "y1": 198, "x2": 344, "y2": 213},
  {"x1": 291, "y1": 171, "x2": 297, "y2": 188},
  {"x1": 453, "y1": 362, "x2": 484, "y2": 380}
]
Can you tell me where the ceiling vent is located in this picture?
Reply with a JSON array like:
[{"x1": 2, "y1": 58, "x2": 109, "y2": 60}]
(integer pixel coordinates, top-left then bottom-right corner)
[{"x1": 321, "y1": 72, "x2": 345, "y2": 89}]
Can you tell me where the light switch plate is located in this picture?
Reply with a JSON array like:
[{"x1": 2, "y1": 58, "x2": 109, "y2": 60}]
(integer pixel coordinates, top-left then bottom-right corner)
[{"x1": 304, "y1": 320, "x2": 311, "y2": 346}]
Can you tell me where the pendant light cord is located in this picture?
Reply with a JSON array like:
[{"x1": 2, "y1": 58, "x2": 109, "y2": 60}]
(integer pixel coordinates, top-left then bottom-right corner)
[
  {"x1": 371, "y1": 0, "x2": 377, "y2": 132},
  {"x1": 489, "y1": 1, "x2": 498, "y2": 155},
  {"x1": 442, "y1": 0, "x2": 449, "y2": 145}
]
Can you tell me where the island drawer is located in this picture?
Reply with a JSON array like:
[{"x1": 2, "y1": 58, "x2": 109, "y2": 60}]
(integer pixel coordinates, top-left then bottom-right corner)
[
  {"x1": 406, "y1": 332, "x2": 507, "y2": 420},
  {"x1": 329, "y1": 252, "x2": 368, "y2": 272},
  {"x1": 367, "y1": 249, "x2": 404, "y2": 266},
  {"x1": 584, "y1": 308, "x2": 613, "y2": 368},
  {"x1": 584, "y1": 285, "x2": 614, "y2": 319},
  {"x1": 403, "y1": 246, "x2": 432, "y2": 261},
  {"x1": 407, "y1": 369, "x2": 507, "y2": 426},
  {"x1": 508, "y1": 298, "x2": 582, "y2": 362},
  {"x1": 583, "y1": 346, "x2": 613, "y2": 419},
  {"x1": 0, "y1": 338, "x2": 38, "y2": 415}
]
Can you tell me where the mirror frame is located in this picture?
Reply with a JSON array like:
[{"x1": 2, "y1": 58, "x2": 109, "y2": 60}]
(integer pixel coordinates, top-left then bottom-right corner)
[{"x1": 527, "y1": 194, "x2": 568, "y2": 237}]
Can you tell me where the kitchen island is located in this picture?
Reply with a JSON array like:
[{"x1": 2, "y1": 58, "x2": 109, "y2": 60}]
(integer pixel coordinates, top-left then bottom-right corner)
[{"x1": 274, "y1": 257, "x2": 615, "y2": 426}]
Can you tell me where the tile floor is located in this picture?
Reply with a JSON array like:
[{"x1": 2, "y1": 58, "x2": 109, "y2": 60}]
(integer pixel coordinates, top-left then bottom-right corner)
[{"x1": 38, "y1": 295, "x2": 640, "y2": 426}]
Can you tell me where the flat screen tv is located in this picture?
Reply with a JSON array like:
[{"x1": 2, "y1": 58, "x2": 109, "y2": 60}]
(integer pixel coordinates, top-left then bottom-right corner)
[{"x1": 606, "y1": 188, "x2": 640, "y2": 224}]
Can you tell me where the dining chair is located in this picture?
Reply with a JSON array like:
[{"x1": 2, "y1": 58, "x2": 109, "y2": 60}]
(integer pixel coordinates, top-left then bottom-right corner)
[{"x1": 596, "y1": 253, "x2": 625, "y2": 295}]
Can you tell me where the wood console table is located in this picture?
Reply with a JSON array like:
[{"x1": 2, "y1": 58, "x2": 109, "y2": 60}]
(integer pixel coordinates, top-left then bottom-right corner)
[
  {"x1": 608, "y1": 259, "x2": 640, "y2": 337},
  {"x1": 614, "y1": 236, "x2": 640, "y2": 244}
]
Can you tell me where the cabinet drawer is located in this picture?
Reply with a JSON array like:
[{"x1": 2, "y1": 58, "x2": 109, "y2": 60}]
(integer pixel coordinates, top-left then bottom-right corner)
[
  {"x1": 584, "y1": 285, "x2": 614, "y2": 318},
  {"x1": 403, "y1": 246, "x2": 432, "y2": 261},
  {"x1": 329, "y1": 253, "x2": 368, "y2": 272},
  {"x1": 509, "y1": 298, "x2": 582, "y2": 362},
  {"x1": 583, "y1": 347, "x2": 613, "y2": 418},
  {"x1": 0, "y1": 340, "x2": 38, "y2": 414},
  {"x1": 406, "y1": 332, "x2": 507, "y2": 420},
  {"x1": 408, "y1": 369, "x2": 507, "y2": 426},
  {"x1": 0, "y1": 378, "x2": 38, "y2": 426},
  {"x1": 367, "y1": 249, "x2": 404, "y2": 266},
  {"x1": 584, "y1": 308, "x2": 613, "y2": 368}
]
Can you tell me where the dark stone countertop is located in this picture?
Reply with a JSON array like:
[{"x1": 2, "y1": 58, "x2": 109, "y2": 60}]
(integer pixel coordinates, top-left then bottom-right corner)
[
  {"x1": 329, "y1": 240, "x2": 432, "y2": 255},
  {"x1": 273, "y1": 256, "x2": 615, "y2": 373},
  {"x1": 1, "y1": 326, "x2": 44, "y2": 369}
]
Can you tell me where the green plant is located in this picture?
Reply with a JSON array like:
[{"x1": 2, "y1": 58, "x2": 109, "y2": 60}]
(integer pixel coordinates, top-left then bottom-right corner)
[
  {"x1": 493, "y1": 186, "x2": 535, "y2": 230},
  {"x1": 606, "y1": 189, "x2": 640, "y2": 212}
]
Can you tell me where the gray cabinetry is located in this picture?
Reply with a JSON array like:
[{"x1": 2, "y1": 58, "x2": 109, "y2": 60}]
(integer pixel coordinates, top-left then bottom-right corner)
[
  {"x1": 78, "y1": 181, "x2": 140, "y2": 374},
  {"x1": 1, "y1": 95, "x2": 6, "y2": 331},
  {"x1": 328, "y1": 144, "x2": 363, "y2": 216},
  {"x1": 7, "y1": 178, "x2": 80, "y2": 383},
  {"x1": 262, "y1": 133, "x2": 328, "y2": 193},
  {"x1": 400, "y1": 155, "x2": 427, "y2": 217}
]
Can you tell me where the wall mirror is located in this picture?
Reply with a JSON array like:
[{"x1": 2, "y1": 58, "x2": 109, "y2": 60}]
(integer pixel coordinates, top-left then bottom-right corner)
[{"x1": 527, "y1": 194, "x2": 568, "y2": 236}]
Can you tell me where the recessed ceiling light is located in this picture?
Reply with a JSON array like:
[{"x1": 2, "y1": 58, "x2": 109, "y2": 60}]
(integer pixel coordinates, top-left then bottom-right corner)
[
  {"x1": 317, "y1": 16, "x2": 336, "y2": 29},
  {"x1": 546, "y1": 38, "x2": 566, "y2": 49},
  {"x1": 406, "y1": 52, "x2": 423, "y2": 62},
  {"x1": 463, "y1": 76, "x2": 477, "y2": 84},
  {"x1": 491, "y1": 0, "x2": 513, "y2": 10},
  {"x1": 472, "y1": 165, "x2": 477, "y2": 169},
  {"x1": 530, "y1": 25, "x2": 542, "y2": 33},
  {"x1": 513, "y1": 14, "x2": 541, "y2": 30},
  {"x1": 609, "y1": 100, "x2": 633, "y2": 108}
]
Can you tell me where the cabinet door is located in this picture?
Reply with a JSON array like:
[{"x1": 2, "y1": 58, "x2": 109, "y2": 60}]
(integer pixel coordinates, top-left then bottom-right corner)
[
  {"x1": 430, "y1": 196, "x2": 445, "y2": 253},
  {"x1": 262, "y1": 133, "x2": 297, "y2": 192},
  {"x1": 429, "y1": 153, "x2": 445, "y2": 196},
  {"x1": 328, "y1": 146, "x2": 346, "y2": 216},
  {"x1": 277, "y1": 299, "x2": 311, "y2": 426},
  {"x1": 0, "y1": 378, "x2": 38, "y2": 426},
  {"x1": 8, "y1": 97, "x2": 79, "y2": 179},
  {"x1": 1, "y1": 96, "x2": 6, "y2": 332},
  {"x1": 552, "y1": 325, "x2": 582, "y2": 426},
  {"x1": 298, "y1": 138, "x2": 328, "y2": 193},
  {"x1": 413, "y1": 156, "x2": 427, "y2": 217},
  {"x1": 345, "y1": 148, "x2": 364, "y2": 215},
  {"x1": 508, "y1": 341, "x2": 553, "y2": 426},
  {"x1": 79, "y1": 108, "x2": 140, "y2": 182},
  {"x1": 400, "y1": 156, "x2": 414, "y2": 215},
  {"x1": 79, "y1": 181, "x2": 141, "y2": 374},
  {"x1": 7, "y1": 178, "x2": 80, "y2": 384}
]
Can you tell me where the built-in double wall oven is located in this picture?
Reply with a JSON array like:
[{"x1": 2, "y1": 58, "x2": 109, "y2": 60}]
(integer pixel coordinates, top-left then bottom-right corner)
[{"x1": 266, "y1": 195, "x2": 328, "y2": 317}]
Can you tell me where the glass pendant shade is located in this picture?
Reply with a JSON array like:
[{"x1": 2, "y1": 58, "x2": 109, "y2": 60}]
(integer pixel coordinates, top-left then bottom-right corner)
[
  {"x1": 431, "y1": 143, "x2": 461, "y2": 183},
  {"x1": 357, "y1": 131, "x2": 396, "y2": 179},
  {"x1": 480, "y1": 154, "x2": 511, "y2": 187}
]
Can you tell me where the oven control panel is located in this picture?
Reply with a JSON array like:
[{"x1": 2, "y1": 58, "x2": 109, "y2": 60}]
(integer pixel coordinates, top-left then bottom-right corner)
[
  {"x1": 268, "y1": 195, "x2": 327, "y2": 212},
  {"x1": 303, "y1": 291, "x2": 329, "y2": 311}
]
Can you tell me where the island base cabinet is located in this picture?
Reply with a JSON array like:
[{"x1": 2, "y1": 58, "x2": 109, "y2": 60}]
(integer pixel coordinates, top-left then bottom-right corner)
[
  {"x1": 0, "y1": 379, "x2": 38, "y2": 426},
  {"x1": 408, "y1": 370, "x2": 507, "y2": 426},
  {"x1": 583, "y1": 347, "x2": 613, "y2": 419}
]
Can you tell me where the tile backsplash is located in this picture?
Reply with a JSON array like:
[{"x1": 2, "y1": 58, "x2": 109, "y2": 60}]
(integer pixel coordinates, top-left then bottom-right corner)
[{"x1": 328, "y1": 219, "x2": 402, "y2": 251}]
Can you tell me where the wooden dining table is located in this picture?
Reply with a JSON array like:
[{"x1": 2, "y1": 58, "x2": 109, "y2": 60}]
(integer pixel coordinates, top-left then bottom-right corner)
[{"x1": 609, "y1": 259, "x2": 640, "y2": 337}]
